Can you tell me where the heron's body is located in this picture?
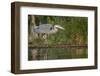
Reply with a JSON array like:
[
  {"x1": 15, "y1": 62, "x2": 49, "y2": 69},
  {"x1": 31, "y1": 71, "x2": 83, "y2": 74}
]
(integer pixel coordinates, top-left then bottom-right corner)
[{"x1": 34, "y1": 24, "x2": 63, "y2": 34}]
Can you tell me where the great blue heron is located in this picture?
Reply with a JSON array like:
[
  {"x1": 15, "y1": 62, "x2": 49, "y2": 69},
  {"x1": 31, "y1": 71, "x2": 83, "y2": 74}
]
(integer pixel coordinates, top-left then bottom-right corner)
[
  {"x1": 33, "y1": 24, "x2": 64, "y2": 60},
  {"x1": 33, "y1": 24, "x2": 64, "y2": 39}
]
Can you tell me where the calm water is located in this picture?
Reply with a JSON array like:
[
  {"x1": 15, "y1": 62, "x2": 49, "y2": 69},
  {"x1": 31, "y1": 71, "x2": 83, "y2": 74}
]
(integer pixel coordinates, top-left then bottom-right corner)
[{"x1": 28, "y1": 47, "x2": 88, "y2": 60}]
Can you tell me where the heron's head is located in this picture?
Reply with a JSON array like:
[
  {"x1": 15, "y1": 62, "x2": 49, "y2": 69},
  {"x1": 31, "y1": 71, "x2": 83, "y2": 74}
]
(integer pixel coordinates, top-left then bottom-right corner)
[{"x1": 54, "y1": 25, "x2": 64, "y2": 30}]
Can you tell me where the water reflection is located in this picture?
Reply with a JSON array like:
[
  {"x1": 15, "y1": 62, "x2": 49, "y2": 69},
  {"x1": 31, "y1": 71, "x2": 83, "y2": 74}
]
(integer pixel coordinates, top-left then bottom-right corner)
[{"x1": 28, "y1": 47, "x2": 88, "y2": 60}]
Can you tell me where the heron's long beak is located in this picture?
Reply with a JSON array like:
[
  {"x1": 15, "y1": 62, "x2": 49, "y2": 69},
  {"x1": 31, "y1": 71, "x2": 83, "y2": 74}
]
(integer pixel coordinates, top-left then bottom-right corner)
[{"x1": 55, "y1": 25, "x2": 64, "y2": 30}]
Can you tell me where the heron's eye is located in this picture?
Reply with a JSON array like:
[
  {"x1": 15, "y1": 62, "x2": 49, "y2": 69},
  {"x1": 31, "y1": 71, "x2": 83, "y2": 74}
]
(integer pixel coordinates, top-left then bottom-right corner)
[{"x1": 50, "y1": 27, "x2": 53, "y2": 30}]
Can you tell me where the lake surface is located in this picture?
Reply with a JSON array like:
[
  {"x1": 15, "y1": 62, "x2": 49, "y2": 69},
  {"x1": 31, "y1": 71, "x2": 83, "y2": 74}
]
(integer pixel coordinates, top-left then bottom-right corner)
[{"x1": 28, "y1": 47, "x2": 88, "y2": 60}]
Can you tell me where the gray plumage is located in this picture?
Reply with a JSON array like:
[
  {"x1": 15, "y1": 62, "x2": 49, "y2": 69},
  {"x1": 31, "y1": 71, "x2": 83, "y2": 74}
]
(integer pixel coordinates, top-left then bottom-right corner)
[{"x1": 34, "y1": 24, "x2": 64, "y2": 34}]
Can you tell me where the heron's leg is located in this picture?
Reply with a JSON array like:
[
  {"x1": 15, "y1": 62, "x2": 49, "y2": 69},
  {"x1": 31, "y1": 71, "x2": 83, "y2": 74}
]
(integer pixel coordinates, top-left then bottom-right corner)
[
  {"x1": 42, "y1": 34, "x2": 48, "y2": 59},
  {"x1": 38, "y1": 33, "x2": 42, "y2": 39},
  {"x1": 37, "y1": 33, "x2": 39, "y2": 38},
  {"x1": 46, "y1": 34, "x2": 49, "y2": 43}
]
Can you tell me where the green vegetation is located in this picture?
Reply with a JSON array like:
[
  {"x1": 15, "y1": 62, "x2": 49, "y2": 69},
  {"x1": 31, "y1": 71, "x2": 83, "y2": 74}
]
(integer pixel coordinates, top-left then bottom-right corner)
[
  {"x1": 28, "y1": 15, "x2": 88, "y2": 45},
  {"x1": 28, "y1": 15, "x2": 88, "y2": 60}
]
